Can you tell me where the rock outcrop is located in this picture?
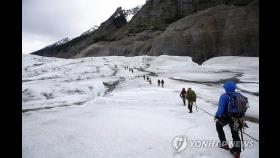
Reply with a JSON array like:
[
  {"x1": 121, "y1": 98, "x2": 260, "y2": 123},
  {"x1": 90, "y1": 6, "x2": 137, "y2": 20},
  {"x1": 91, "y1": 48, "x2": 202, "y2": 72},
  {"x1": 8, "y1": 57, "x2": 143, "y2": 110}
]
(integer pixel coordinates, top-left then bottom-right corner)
[
  {"x1": 32, "y1": 0, "x2": 258, "y2": 64},
  {"x1": 150, "y1": 0, "x2": 259, "y2": 63}
]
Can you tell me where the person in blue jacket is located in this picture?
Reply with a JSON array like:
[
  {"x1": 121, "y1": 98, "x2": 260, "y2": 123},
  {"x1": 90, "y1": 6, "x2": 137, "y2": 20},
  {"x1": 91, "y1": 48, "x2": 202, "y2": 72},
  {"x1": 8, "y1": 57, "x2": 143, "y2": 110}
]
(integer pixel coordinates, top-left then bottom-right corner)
[{"x1": 214, "y1": 81, "x2": 241, "y2": 158}]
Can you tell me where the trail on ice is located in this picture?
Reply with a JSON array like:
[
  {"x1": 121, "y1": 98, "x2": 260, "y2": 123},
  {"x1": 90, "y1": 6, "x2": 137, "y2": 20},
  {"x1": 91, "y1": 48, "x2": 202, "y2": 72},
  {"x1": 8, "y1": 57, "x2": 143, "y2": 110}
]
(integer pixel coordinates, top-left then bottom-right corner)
[
  {"x1": 23, "y1": 78, "x2": 259, "y2": 158},
  {"x1": 22, "y1": 55, "x2": 259, "y2": 158}
]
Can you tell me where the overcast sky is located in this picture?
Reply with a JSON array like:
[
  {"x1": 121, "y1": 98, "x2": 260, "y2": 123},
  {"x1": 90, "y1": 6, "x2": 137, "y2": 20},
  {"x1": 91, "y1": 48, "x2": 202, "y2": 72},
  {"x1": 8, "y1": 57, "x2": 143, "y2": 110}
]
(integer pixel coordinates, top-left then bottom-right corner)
[{"x1": 22, "y1": 0, "x2": 146, "y2": 54}]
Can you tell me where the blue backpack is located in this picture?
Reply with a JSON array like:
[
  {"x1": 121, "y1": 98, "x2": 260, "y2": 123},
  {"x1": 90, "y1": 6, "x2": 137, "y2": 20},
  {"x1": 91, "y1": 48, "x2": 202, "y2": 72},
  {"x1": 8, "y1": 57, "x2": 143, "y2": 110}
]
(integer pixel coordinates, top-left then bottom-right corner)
[{"x1": 227, "y1": 92, "x2": 249, "y2": 118}]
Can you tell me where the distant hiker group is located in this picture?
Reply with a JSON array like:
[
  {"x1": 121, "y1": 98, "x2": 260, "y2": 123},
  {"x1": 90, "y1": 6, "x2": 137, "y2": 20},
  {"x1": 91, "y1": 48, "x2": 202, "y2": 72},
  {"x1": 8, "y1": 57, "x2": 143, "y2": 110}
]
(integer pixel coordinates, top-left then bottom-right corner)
[
  {"x1": 124, "y1": 66, "x2": 134, "y2": 73},
  {"x1": 157, "y1": 79, "x2": 164, "y2": 87},
  {"x1": 143, "y1": 75, "x2": 152, "y2": 84},
  {"x1": 143, "y1": 75, "x2": 165, "y2": 87},
  {"x1": 123, "y1": 65, "x2": 166, "y2": 88}
]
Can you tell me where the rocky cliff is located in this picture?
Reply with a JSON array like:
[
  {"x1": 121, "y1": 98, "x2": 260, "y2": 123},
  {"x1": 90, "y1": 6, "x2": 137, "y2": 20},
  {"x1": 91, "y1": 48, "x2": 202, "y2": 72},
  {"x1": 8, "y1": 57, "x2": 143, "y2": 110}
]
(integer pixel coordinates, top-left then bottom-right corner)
[
  {"x1": 32, "y1": 0, "x2": 258, "y2": 64},
  {"x1": 151, "y1": 0, "x2": 259, "y2": 63}
]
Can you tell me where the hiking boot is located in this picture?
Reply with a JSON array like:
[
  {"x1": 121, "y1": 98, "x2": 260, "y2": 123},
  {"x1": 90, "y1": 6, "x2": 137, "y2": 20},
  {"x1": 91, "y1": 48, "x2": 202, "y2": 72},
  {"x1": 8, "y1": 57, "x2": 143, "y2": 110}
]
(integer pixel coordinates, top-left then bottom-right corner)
[
  {"x1": 230, "y1": 148, "x2": 240, "y2": 158},
  {"x1": 219, "y1": 144, "x2": 229, "y2": 151},
  {"x1": 232, "y1": 152, "x2": 240, "y2": 158}
]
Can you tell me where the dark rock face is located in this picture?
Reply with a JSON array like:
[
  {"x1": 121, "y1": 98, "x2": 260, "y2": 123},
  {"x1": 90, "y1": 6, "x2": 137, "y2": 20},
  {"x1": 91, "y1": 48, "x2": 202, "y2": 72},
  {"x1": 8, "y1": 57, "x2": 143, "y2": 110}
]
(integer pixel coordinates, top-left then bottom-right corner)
[
  {"x1": 32, "y1": 0, "x2": 258, "y2": 64},
  {"x1": 150, "y1": 1, "x2": 259, "y2": 64}
]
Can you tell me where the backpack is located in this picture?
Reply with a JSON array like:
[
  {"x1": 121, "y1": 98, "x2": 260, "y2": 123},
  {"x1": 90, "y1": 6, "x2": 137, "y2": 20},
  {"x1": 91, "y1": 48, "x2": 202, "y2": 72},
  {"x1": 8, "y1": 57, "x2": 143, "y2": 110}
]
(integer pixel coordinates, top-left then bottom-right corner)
[
  {"x1": 186, "y1": 90, "x2": 196, "y2": 102},
  {"x1": 227, "y1": 92, "x2": 249, "y2": 150},
  {"x1": 227, "y1": 92, "x2": 249, "y2": 118}
]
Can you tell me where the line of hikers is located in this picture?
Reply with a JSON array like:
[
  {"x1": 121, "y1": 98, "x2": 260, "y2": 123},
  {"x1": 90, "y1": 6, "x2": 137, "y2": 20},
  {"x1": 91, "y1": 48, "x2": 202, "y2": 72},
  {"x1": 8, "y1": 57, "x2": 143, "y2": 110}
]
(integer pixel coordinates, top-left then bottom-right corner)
[
  {"x1": 157, "y1": 79, "x2": 164, "y2": 87},
  {"x1": 122, "y1": 65, "x2": 247, "y2": 158},
  {"x1": 124, "y1": 66, "x2": 134, "y2": 73},
  {"x1": 143, "y1": 75, "x2": 152, "y2": 84},
  {"x1": 143, "y1": 75, "x2": 165, "y2": 87},
  {"x1": 180, "y1": 87, "x2": 196, "y2": 113},
  {"x1": 179, "y1": 81, "x2": 249, "y2": 158}
]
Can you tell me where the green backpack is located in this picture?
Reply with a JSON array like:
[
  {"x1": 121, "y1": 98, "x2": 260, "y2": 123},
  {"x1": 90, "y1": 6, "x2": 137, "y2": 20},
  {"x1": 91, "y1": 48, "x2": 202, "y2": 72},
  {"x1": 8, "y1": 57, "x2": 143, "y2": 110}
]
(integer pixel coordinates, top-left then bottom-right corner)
[{"x1": 187, "y1": 90, "x2": 196, "y2": 102}]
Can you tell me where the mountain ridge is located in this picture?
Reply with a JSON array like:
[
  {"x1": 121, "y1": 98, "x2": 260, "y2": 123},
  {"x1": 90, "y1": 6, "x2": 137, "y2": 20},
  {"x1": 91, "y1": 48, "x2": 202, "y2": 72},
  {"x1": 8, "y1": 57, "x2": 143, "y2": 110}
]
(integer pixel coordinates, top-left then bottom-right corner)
[{"x1": 31, "y1": 0, "x2": 258, "y2": 64}]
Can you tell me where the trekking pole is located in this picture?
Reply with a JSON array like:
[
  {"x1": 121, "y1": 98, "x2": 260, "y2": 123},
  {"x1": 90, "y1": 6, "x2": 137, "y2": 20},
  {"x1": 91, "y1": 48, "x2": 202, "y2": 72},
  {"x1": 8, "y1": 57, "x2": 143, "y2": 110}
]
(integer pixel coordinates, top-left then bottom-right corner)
[
  {"x1": 240, "y1": 128, "x2": 245, "y2": 151},
  {"x1": 193, "y1": 104, "x2": 215, "y2": 117}
]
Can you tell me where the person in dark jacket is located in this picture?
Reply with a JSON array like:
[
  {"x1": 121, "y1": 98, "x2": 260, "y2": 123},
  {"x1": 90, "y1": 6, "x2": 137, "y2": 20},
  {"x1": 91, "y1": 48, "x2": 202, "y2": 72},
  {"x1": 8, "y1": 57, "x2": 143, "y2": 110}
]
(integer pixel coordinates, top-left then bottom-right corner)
[
  {"x1": 157, "y1": 79, "x2": 160, "y2": 86},
  {"x1": 180, "y1": 88, "x2": 187, "y2": 106},
  {"x1": 186, "y1": 88, "x2": 196, "y2": 113},
  {"x1": 214, "y1": 81, "x2": 241, "y2": 158},
  {"x1": 161, "y1": 79, "x2": 164, "y2": 87}
]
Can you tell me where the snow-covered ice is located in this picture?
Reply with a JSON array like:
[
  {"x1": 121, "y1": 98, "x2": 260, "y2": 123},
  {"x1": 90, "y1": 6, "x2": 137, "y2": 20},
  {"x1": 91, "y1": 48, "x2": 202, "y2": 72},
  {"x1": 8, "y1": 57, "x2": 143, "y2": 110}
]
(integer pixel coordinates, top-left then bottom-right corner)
[{"x1": 22, "y1": 54, "x2": 259, "y2": 158}]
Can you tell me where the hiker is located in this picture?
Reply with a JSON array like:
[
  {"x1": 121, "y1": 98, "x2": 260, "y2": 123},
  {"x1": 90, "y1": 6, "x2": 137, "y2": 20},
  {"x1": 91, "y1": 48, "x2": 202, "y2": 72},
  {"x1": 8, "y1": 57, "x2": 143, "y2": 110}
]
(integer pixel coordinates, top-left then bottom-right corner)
[
  {"x1": 143, "y1": 75, "x2": 146, "y2": 80},
  {"x1": 146, "y1": 76, "x2": 149, "y2": 82},
  {"x1": 132, "y1": 69, "x2": 133, "y2": 73},
  {"x1": 161, "y1": 79, "x2": 164, "y2": 87},
  {"x1": 157, "y1": 79, "x2": 160, "y2": 86},
  {"x1": 180, "y1": 88, "x2": 187, "y2": 106},
  {"x1": 214, "y1": 81, "x2": 249, "y2": 158},
  {"x1": 149, "y1": 78, "x2": 152, "y2": 84},
  {"x1": 186, "y1": 88, "x2": 196, "y2": 113}
]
